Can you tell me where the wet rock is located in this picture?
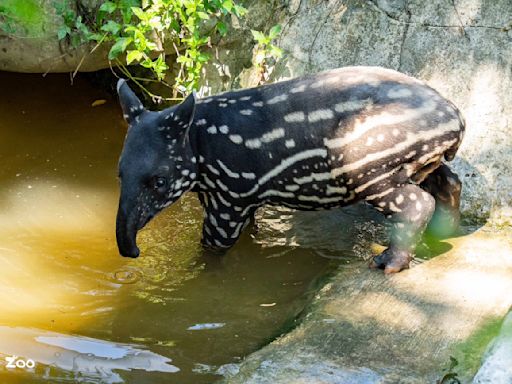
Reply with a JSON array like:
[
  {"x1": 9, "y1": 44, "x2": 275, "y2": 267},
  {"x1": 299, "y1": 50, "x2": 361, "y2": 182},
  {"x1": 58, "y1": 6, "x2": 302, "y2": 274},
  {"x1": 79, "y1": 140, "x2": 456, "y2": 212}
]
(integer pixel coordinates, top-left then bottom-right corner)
[{"x1": 228, "y1": 358, "x2": 382, "y2": 384}]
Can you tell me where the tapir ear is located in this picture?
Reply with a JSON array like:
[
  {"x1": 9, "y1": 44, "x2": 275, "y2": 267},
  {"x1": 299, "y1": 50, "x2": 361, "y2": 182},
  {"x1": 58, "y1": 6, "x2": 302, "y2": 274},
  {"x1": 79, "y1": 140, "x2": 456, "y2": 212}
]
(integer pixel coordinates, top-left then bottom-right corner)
[
  {"x1": 117, "y1": 79, "x2": 144, "y2": 124},
  {"x1": 173, "y1": 91, "x2": 196, "y2": 130}
]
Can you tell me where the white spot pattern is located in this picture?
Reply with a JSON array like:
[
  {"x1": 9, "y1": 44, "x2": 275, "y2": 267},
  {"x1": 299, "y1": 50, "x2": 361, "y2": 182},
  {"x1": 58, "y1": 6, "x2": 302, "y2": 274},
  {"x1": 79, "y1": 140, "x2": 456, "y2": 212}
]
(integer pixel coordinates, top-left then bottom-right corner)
[
  {"x1": 308, "y1": 109, "x2": 334, "y2": 123},
  {"x1": 245, "y1": 128, "x2": 285, "y2": 149},
  {"x1": 290, "y1": 84, "x2": 306, "y2": 93},
  {"x1": 284, "y1": 112, "x2": 305, "y2": 123},
  {"x1": 229, "y1": 135, "x2": 243, "y2": 144},
  {"x1": 267, "y1": 94, "x2": 288, "y2": 104}
]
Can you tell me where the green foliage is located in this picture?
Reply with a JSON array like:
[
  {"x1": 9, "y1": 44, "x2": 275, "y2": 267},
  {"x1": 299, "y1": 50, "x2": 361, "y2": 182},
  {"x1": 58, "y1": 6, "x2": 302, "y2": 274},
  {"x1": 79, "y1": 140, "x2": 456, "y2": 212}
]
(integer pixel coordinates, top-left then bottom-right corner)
[
  {"x1": 251, "y1": 24, "x2": 282, "y2": 73},
  {"x1": 0, "y1": 0, "x2": 45, "y2": 37},
  {"x1": 54, "y1": 0, "x2": 282, "y2": 99}
]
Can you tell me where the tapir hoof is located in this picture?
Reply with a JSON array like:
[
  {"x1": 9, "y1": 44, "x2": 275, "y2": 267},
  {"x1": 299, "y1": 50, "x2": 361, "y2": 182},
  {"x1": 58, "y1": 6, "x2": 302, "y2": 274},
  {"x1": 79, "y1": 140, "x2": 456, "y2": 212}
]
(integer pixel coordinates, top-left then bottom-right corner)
[{"x1": 369, "y1": 248, "x2": 412, "y2": 274}]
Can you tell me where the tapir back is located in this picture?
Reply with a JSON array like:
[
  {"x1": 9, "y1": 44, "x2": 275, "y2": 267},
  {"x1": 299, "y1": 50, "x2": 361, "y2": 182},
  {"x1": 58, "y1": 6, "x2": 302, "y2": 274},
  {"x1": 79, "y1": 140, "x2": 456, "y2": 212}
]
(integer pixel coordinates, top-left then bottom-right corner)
[{"x1": 189, "y1": 66, "x2": 464, "y2": 210}]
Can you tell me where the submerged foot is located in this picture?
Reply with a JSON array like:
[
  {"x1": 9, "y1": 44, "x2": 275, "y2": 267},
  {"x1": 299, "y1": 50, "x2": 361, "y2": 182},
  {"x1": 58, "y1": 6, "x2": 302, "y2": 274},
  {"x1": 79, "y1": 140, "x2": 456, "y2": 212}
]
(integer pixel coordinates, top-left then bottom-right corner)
[
  {"x1": 426, "y1": 206, "x2": 460, "y2": 239},
  {"x1": 369, "y1": 248, "x2": 413, "y2": 274}
]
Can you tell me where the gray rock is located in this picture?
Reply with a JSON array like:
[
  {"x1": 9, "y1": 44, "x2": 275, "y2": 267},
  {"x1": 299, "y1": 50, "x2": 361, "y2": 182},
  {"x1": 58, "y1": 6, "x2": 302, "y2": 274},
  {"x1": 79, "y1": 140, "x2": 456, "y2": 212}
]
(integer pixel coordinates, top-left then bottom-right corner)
[{"x1": 473, "y1": 311, "x2": 512, "y2": 384}]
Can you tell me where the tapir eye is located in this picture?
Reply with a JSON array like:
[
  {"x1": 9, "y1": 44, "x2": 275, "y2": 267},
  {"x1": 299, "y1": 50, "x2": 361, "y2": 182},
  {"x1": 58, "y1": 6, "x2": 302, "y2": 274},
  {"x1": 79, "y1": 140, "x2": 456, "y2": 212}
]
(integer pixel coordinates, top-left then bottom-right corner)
[{"x1": 153, "y1": 177, "x2": 167, "y2": 190}]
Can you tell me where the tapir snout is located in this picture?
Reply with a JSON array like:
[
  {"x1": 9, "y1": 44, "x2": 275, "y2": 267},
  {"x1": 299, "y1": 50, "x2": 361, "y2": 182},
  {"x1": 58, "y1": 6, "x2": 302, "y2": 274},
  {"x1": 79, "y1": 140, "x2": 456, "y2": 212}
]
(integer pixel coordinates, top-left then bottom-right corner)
[{"x1": 116, "y1": 201, "x2": 140, "y2": 258}]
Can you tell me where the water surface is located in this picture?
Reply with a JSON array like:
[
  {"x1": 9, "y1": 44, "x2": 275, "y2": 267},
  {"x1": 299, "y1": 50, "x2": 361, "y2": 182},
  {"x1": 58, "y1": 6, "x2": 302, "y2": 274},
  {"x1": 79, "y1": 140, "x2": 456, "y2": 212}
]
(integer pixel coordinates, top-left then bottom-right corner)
[{"x1": 0, "y1": 72, "x2": 367, "y2": 383}]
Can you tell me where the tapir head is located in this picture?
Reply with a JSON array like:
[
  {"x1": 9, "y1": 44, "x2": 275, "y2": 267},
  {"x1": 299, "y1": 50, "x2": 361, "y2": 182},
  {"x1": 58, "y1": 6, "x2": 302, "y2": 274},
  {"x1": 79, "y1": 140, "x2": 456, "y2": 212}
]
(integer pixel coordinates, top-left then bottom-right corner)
[{"x1": 116, "y1": 79, "x2": 197, "y2": 258}]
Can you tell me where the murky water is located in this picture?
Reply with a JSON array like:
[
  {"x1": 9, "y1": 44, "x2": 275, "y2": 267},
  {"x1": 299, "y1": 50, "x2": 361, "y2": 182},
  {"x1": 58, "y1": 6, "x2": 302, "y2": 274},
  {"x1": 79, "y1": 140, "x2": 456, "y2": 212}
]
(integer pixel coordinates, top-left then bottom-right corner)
[{"x1": 0, "y1": 72, "x2": 392, "y2": 383}]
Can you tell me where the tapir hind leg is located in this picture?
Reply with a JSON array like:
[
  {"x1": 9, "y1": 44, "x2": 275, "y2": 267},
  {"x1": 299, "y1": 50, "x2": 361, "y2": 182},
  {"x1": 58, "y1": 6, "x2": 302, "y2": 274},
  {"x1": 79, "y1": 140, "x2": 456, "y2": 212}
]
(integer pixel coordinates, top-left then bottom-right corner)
[
  {"x1": 420, "y1": 163, "x2": 461, "y2": 238},
  {"x1": 365, "y1": 184, "x2": 436, "y2": 274}
]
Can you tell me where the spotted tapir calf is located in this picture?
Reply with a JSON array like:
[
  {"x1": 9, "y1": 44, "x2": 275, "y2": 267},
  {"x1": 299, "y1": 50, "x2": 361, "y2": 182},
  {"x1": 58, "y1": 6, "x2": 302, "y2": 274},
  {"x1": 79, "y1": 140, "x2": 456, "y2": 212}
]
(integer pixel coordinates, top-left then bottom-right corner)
[{"x1": 116, "y1": 66, "x2": 464, "y2": 274}]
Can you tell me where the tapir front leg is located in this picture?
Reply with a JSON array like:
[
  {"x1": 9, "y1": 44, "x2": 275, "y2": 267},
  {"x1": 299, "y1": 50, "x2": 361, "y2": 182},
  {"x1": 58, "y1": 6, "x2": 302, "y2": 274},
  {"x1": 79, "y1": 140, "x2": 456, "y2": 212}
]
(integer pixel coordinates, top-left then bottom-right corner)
[
  {"x1": 198, "y1": 192, "x2": 256, "y2": 250},
  {"x1": 366, "y1": 184, "x2": 436, "y2": 274}
]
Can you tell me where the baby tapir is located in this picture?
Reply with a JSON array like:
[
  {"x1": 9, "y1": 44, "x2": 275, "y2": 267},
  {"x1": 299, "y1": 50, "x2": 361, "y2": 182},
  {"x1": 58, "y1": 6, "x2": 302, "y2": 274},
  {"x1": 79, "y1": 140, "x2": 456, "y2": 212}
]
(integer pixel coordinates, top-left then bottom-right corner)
[{"x1": 116, "y1": 66, "x2": 465, "y2": 274}]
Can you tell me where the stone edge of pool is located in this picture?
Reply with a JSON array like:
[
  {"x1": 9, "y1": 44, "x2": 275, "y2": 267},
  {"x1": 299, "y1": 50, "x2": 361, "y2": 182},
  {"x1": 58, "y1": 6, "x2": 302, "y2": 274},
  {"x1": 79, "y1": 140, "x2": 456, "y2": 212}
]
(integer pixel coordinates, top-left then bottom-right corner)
[{"x1": 219, "y1": 227, "x2": 512, "y2": 384}]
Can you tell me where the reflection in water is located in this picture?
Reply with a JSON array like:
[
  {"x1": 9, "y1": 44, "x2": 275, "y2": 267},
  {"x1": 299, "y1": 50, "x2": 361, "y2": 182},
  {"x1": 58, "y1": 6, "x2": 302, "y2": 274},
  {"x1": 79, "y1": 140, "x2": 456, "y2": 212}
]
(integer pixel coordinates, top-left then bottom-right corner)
[
  {"x1": 0, "y1": 72, "x2": 353, "y2": 383},
  {"x1": 0, "y1": 326, "x2": 178, "y2": 383},
  {"x1": 255, "y1": 204, "x2": 388, "y2": 261},
  {"x1": 187, "y1": 324, "x2": 226, "y2": 331}
]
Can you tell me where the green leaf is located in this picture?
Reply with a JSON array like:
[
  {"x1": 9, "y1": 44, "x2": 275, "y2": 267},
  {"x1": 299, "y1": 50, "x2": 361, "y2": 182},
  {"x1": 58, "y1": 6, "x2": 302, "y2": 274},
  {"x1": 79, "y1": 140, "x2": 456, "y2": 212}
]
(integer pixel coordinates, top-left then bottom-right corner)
[
  {"x1": 131, "y1": 29, "x2": 148, "y2": 50},
  {"x1": 54, "y1": 1, "x2": 65, "y2": 14},
  {"x1": 70, "y1": 33, "x2": 82, "y2": 47},
  {"x1": 251, "y1": 30, "x2": 266, "y2": 44},
  {"x1": 108, "y1": 37, "x2": 133, "y2": 60},
  {"x1": 233, "y1": 4, "x2": 247, "y2": 16},
  {"x1": 154, "y1": 55, "x2": 168, "y2": 79},
  {"x1": 99, "y1": 1, "x2": 117, "y2": 13},
  {"x1": 101, "y1": 20, "x2": 122, "y2": 35},
  {"x1": 75, "y1": 19, "x2": 90, "y2": 35},
  {"x1": 124, "y1": 25, "x2": 138, "y2": 33},
  {"x1": 140, "y1": 58, "x2": 154, "y2": 68},
  {"x1": 120, "y1": 0, "x2": 139, "y2": 8},
  {"x1": 57, "y1": 25, "x2": 70, "y2": 40},
  {"x1": 63, "y1": 0, "x2": 246, "y2": 96},
  {"x1": 269, "y1": 24, "x2": 282, "y2": 39},
  {"x1": 86, "y1": 32, "x2": 104, "y2": 41},
  {"x1": 126, "y1": 50, "x2": 144, "y2": 64},
  {"x1": 149, "y1": 15, "x2": 162, "y2": 29},
  {"x1": 197, "y1": 52, "x2": 210, "y2": 62},
  {"x1": 169, "y1": 19, "x2": 180, "y2": 32},
  {"x1": 196, "y1": 11, "x2": 209, "y2": 20},
  {"x1": 121, "y1": 7, "x2": 134, "y2": 24},
  {"x1": 131, "y1": 7, "x2": 147, "y2": 21},
  {"x1": 221, "y1": 0, "x2": 233, "y2": 12},
  {"x1": 145, "y1": 41, "x2": 158, "y2": 51},
  {"x1": 216, "y1": 21, "x2": 227, "y2": 35},
  {"x1": 176, "y1": 55, "x2": 192, "y2": 64}
]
